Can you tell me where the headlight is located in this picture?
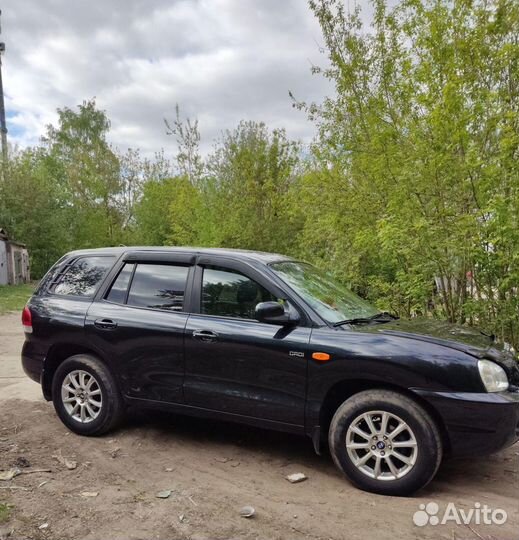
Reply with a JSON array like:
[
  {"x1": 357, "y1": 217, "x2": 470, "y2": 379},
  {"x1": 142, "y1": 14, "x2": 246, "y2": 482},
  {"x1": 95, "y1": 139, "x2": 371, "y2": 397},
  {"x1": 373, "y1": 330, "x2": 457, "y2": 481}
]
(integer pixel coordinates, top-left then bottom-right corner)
[{"x1": 478, "y1": 359, "x2": 509, "y2": 392}]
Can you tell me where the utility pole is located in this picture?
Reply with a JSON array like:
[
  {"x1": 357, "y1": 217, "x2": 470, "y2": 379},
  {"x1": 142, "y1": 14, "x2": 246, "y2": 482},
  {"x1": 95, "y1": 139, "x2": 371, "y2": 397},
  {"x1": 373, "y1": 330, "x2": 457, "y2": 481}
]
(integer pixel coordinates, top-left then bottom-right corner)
[{"x1": 0, "y1": 10, "x2": 7, "y2": 167}]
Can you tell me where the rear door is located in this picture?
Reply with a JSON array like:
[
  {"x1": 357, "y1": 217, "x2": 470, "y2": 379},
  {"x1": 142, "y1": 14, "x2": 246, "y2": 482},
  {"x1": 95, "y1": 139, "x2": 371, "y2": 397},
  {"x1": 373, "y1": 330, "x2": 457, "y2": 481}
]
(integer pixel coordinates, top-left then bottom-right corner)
[
  {"x1": 85, "y1": 251, "x2": 195, "y2": 404},
  {"x1": 30, "y1": 255, "x2": 115, "y2": 347},
  {"x1": 184, "y1": 256, "x2": 312, "y2": 427}
]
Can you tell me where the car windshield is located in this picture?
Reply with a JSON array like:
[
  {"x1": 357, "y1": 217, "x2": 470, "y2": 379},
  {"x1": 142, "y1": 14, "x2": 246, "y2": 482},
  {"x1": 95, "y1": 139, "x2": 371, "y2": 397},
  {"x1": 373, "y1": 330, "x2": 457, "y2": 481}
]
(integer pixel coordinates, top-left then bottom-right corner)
[{"x1": 270, "y1": 261, "x2": 379, "y2": 324}]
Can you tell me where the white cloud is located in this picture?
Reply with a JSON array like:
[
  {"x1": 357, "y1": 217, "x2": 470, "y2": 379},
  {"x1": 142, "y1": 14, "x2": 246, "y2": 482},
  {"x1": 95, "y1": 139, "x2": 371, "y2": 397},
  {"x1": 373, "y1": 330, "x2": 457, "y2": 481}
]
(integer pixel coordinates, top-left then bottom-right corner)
[{"x1": 1, "y1": 0, "x2": 334, "y2": 157}]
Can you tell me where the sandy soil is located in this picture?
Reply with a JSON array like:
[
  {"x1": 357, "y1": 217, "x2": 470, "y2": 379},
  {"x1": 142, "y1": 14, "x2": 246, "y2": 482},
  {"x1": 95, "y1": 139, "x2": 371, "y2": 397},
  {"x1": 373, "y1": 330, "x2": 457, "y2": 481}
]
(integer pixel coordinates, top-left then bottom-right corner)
[{"x1": 0, "y1": 312, "x2": 518, "y2": 540}]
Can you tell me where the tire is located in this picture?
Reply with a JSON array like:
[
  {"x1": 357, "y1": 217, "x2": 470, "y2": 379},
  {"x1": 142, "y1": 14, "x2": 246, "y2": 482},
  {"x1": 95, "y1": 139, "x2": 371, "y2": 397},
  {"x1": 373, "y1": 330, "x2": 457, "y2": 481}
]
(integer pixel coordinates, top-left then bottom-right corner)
[
  {"x1": 328, "y1": 389, "x2": 442, "y2": 496},
  {"x1": 52, "y1": 354, "x2": 124, "y2": 436}
]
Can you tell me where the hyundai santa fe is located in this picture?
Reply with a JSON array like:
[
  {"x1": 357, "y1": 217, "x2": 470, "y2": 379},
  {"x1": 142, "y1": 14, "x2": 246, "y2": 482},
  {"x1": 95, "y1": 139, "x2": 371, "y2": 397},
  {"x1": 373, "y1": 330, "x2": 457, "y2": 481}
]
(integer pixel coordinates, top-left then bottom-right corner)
[{"x1": 21, "y1": 247, "x2": 519, "y2": 495}]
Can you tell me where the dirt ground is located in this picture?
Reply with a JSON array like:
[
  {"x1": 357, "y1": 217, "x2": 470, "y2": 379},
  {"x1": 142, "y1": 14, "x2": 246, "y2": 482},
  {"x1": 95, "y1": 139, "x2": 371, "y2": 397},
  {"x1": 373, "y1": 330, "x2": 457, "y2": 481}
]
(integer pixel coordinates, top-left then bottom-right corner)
[{"x1": 0, "y1": 312, "x2": 518, "y2": 540}]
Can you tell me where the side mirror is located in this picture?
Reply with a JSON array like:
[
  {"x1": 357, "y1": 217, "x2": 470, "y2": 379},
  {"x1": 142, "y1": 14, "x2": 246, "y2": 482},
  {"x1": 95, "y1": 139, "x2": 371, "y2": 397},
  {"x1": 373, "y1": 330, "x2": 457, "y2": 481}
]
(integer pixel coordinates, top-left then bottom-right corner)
[{"x1": 255, "y1": 301, "x2": 299, "y2": 325}]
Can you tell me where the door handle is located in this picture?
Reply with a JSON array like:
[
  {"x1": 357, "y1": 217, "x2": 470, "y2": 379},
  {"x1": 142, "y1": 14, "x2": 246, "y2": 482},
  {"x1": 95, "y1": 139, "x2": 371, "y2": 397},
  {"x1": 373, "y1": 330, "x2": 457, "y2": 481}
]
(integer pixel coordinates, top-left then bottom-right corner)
[
  {"x1": 192, "y1": 329, "x2": 218, "y2": 342},
  {"x1": 94, "y1": 318, "x2": 118, "y2": 330}
]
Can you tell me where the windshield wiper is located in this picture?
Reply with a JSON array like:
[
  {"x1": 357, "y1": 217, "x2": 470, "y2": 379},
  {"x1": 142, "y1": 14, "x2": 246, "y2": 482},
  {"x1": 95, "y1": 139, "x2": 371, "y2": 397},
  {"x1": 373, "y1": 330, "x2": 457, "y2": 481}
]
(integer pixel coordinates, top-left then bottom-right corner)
[
  {"x1": 333, "y1": 317, "x2": 372, "y2": 327},
  {"x1": 333, "y1": 312, "x2": 398, "y2": 327}
]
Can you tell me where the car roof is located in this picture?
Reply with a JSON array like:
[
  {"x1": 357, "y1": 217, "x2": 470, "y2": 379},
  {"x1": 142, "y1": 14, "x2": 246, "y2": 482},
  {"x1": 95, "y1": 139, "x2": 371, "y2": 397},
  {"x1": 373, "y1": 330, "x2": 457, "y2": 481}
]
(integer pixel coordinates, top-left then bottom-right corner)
[{"x1": 64, "y1": 246, "x2": 293, "y2": 265}]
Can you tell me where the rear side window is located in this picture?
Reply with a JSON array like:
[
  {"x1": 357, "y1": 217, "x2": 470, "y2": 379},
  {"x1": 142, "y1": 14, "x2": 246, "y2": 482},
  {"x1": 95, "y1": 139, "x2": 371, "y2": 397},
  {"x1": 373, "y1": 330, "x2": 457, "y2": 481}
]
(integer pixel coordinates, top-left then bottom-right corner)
[
  {"x1": 106, "y1": 263, "x2": 135, "y2": 304},
  {"x1": 126, "y1": 263, "x2": 189, "y2": 311},
  {"x1": 51, "y1": 256, "x2": 114, "y2": 297}
]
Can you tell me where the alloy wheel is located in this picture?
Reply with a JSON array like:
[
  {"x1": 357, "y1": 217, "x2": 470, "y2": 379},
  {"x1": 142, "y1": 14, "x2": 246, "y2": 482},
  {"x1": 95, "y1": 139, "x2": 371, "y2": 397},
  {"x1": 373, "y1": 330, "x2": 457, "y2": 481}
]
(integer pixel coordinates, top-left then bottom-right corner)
[
  {"x1": 346, "y1": 410, "x2": 418, "y2": 481},
  {"x1": 61, "y1": 369, "x2": 103, "y2": 423}
]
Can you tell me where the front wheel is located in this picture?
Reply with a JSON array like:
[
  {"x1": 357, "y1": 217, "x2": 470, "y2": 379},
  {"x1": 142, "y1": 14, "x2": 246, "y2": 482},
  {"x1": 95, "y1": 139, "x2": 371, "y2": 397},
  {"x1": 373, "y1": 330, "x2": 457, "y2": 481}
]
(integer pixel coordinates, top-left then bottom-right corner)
[
  {"x1": 52, "y1": 354, "x2": 124, "y2": 436},
  {"x1": 329, "y1": 390, "x2": 442, "y2": 496}
]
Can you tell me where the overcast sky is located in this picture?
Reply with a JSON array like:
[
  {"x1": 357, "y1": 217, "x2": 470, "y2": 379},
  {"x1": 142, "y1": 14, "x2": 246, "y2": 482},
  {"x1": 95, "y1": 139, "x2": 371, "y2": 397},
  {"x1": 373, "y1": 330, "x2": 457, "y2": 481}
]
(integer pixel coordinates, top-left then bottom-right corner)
[{"x1": 1, "y1": 0, "x2": 334, "y2": 157}]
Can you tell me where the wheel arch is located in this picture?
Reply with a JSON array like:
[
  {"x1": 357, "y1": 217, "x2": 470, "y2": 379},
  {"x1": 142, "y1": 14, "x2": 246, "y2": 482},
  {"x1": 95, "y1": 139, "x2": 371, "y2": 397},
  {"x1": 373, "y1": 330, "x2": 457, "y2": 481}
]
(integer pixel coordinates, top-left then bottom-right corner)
[
  {"x1": 316, "y1": 379, "x2": 450, "y2": 454},
  {"x1": 42, "y1": 343, "x2": 114, "y2": 401}
]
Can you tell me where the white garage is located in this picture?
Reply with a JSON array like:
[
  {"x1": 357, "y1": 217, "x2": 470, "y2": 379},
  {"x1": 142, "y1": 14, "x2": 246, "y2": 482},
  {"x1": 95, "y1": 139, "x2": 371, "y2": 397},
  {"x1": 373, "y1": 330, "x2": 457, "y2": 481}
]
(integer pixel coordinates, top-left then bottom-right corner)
[{"x1": 0, "y1": 228, "x2": 30, "y2": 285}]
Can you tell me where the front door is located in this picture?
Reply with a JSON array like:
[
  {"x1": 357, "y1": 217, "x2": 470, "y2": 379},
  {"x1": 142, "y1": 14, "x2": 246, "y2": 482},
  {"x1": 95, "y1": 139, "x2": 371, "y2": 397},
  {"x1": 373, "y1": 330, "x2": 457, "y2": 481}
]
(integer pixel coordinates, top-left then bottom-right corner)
[
  {"x1": 86, "y1": 257, "x2": 193, "y2": 403},
  {"x1": 184, "y1": 259, "x2": 311, "y2": 427}
]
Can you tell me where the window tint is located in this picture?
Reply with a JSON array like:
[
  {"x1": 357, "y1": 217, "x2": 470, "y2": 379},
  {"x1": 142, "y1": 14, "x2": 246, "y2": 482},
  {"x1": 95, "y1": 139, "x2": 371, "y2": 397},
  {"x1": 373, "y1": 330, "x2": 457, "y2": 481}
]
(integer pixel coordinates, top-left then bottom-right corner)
[
  {"x1": 202, "y1": 266, "x2": 276, "y2": 319},
  {"x1": 106, "y1": 263, "x2": 134, "y2": 304},
  {"x1": 127, "y1": 264, "x2": 189, "y2": 311},
  {"x1": 51, "y1": 256, "x2": 114, "y2": 297}
]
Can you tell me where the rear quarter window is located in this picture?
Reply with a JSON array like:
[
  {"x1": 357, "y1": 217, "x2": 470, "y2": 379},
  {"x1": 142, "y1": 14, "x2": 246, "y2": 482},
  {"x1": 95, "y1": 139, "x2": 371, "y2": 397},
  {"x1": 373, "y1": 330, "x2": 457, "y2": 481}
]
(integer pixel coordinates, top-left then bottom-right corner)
[
  {"x1": 49, "y1": 256, "x2": 115, "y2": 297},
  {"x1": 126, "y1": 263, "x2": 189, "y2": 311}
]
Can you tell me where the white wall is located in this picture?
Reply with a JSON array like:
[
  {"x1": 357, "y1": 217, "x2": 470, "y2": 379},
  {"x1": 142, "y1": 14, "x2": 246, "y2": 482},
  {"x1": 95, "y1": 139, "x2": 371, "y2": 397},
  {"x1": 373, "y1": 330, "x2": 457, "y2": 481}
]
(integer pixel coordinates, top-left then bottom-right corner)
[{"x1": 0, "y1": 240, "x2": 8, "y2": 285}]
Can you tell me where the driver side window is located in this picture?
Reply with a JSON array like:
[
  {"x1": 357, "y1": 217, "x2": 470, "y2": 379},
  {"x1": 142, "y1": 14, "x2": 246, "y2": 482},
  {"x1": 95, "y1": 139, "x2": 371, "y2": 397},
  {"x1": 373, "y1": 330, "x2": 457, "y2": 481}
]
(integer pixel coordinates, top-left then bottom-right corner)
[{"x1": 201, "y1": 266, "x2": 277, "y2": 319}]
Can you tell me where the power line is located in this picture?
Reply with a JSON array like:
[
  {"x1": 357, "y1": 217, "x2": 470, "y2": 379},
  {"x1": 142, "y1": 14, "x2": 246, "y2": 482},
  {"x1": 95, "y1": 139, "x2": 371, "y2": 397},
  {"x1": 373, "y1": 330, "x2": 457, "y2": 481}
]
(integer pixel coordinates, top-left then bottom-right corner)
[{"x1": 0, "y1": 9, "x2": 7, "y2": 167}]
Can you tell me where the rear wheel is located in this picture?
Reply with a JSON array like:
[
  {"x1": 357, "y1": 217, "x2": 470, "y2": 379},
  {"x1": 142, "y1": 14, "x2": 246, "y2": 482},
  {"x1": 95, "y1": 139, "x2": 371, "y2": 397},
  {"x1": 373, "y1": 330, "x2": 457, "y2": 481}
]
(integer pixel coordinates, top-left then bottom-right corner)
[
  {"x1": 329, "y1": 389, "x2": 442, "y2": 496},
  {"x1": 52, "y1": 354, "x2": 124, "y2": 436}
]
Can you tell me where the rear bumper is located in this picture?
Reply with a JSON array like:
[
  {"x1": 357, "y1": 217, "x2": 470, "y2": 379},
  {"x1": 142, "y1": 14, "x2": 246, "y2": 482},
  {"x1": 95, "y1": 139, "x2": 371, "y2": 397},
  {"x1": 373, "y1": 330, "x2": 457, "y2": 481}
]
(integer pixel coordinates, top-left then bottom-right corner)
[
  {"x1": 21, "y1": 340, "x2": 46, "y2": 391},
  {"x1": 413, "y1": 388, "x2": 519, "y2": 456}
]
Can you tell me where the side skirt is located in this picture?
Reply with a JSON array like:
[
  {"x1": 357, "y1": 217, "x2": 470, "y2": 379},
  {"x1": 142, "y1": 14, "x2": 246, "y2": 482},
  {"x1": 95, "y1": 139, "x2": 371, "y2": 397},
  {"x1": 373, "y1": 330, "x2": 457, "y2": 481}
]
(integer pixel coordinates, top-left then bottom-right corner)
[{"x1": 125, "y1": 396, "x2": 307, "y2": 436}]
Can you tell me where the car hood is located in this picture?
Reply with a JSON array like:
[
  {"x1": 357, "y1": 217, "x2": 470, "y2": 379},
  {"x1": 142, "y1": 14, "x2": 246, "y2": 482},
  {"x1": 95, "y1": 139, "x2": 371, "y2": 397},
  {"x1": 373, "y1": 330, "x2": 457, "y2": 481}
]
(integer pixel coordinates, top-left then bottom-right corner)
[
  {"x1": 357, "y1": 318, "x2": 495, "y2": 352},
  {"x1": 354, "y1": 317, "x2": 519, "y2": 385}
]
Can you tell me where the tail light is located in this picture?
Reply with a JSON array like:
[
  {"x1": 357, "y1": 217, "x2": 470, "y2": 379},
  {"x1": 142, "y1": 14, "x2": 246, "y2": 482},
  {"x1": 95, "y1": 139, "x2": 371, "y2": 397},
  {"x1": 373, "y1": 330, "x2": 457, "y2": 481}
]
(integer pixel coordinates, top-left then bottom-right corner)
[{"x1": 22, "y1": 306, "x2": 33, "y2": 334}]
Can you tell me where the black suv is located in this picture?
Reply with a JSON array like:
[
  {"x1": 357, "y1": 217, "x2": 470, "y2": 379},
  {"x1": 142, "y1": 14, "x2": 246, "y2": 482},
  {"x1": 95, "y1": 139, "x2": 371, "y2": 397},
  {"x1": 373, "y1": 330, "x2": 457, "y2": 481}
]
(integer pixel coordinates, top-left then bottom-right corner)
[{"x1": 21, "y1": 247, "x2": 519, "y2": 495}]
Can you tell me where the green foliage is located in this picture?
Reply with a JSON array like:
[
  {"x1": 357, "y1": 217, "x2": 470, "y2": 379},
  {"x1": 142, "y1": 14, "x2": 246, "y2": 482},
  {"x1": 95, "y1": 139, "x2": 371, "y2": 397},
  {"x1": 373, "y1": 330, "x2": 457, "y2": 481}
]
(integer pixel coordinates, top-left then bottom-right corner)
[
  {"x1": 165, "y1": 105, "x2": 204, "y2": 185},
  {"x1": 121, "y1": 149, "x2": 173, "y2": 244},
  {"x1": 0, "y1": 283, "x2": 35, "y2": 314},
  {"x1": 144, "y1": 120, "x2": 304, "y2": 253},
  {"x1": 43, "y1": 99, "x2": 123, "y2": 247},
  {"x1": 297, "y1": 0, "x2": 519, "y2": 345},
  {"x1": 0, "y1": 100, "x2": 169, "y2": 275},
  {"x1": 134, "y1": 177, "x2": 182, "y2": 245},
  {"x1": 202, "y1": 121, "x2": 302, "y2": 252},
  {"x1": 0, "y1": 0, "x2": 517, "y2": 348},
  {"x1": 0, "y1": 502, "x2": 12, "y2": 524}
]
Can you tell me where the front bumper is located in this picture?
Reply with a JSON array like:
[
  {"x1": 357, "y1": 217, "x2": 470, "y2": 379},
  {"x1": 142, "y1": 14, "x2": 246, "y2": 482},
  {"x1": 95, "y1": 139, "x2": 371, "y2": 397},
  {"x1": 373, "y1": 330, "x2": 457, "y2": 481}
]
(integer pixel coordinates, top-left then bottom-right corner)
[{"x1": 412, "y1": 388, "x2": 519, "y2": 457}]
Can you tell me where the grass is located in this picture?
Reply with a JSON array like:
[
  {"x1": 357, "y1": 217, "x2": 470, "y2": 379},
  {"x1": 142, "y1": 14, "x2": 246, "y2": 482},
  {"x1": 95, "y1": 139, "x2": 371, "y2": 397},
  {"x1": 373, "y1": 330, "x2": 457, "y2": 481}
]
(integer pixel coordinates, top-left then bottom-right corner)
[
  {"x1": 0, "y1": 502, "x2": 12, "y2": 524},
  {"x1": 0, "y1": 283, "x2": 36, "y2": 314}
]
